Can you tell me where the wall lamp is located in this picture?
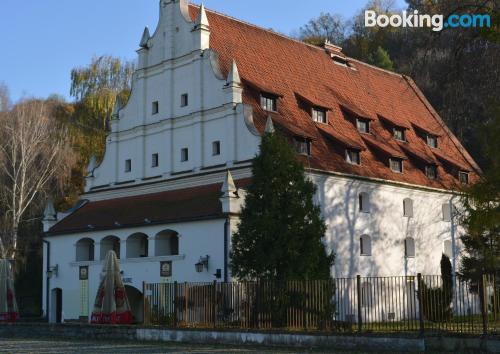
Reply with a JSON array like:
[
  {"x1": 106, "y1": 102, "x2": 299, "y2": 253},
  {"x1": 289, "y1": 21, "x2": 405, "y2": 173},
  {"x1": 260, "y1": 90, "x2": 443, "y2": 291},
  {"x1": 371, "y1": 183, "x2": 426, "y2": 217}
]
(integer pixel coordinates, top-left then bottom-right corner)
[
  {"x1": 47, "y1": 264, "x2": 59, "y2": 279},
  {"x1": 195, "y1": 255, "x2": 209, "y2": 273}
]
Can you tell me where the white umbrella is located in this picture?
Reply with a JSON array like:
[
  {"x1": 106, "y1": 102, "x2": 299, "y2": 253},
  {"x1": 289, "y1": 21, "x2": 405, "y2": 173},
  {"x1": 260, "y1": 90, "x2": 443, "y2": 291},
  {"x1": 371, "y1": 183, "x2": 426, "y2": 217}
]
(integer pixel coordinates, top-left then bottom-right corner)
[
  {"x1": 91, "y1": 251, "x2": 132, "y2": 324},
  {"x1": 0, "y1": 259, "x2": 18, "y2": 322}
]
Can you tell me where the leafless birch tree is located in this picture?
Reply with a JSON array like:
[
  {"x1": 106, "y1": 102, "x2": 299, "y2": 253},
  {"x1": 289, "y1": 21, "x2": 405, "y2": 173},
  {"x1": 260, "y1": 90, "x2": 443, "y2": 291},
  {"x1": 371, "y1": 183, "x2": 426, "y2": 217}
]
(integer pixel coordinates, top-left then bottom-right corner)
[{"x1": 0, "y1": 100, "x2": 74, "y2": 260}]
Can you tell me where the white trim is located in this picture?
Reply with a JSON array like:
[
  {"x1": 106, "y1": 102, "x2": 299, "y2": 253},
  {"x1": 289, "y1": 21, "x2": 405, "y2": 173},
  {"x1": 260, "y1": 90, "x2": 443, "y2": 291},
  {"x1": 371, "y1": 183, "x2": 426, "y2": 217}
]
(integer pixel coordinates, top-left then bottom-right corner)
[{"x1": 69, "y1": 254, "x2": 186, "y2": 267}]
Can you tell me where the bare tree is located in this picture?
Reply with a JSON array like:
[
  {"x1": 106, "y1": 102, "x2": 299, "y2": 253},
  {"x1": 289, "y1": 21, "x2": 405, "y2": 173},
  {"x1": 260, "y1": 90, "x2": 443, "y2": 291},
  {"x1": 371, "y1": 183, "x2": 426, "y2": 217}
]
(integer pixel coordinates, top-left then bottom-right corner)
[
  {"x1": 299, "y1": 12, "x2": 346, "y2": 46},
  {"x1": 0, "y1": 100, "x2": 74, "y2": 260},
  {"x1": 0, "y1": 82, "x2": 10, "y2": 112}
]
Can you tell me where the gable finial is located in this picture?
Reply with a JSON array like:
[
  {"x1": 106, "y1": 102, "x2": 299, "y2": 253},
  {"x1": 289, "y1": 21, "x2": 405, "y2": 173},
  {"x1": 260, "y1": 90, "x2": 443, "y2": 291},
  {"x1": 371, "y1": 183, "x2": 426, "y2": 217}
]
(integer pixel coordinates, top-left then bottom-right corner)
[
  {"x1": 43, "y1": 199, "x2": 57, "y2": 221},
  {"x1": 265, "y1": 115, "x2": 275, "y2": 134},
  {"x1": 221, "y1": 170, "x2": 237, "y2": 198},
  {"x1": 195, "y1": 3, "x2": 209, "y2": 29},
  {"x1": 139, "y1": 26, "x2": 150, "y2": 48},
  {"x1": 226, "y1": 60, "x2": 241, "y2": 86},
  {"x1": 87, "y1": 155, "x2": 97, "y2": 177}
]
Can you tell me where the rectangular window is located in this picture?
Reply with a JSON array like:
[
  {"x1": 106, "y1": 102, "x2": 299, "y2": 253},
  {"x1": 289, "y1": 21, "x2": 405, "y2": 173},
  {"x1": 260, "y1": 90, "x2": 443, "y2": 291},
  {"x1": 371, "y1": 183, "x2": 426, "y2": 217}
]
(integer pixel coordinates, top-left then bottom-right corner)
[
  {"x1": 152, "y1": 153, "x2": 159, "y2": 168},
  {"x1": 293, "y1": 137, "x2": 311, "y2": 156},
  {"x1": 356, "y1": 119, "x2": 370, "y2": 133},
  {"x1": 394, "y1": 127, "x2": 406, "y2": 141},
  {"x1": 260, "y1": 93, "x2": 277, "y2": 112},
  {"x1": 212, "y1": 141, "x2": 221, "y2": 156},
  {"x1": 312, "y1": 107, "x2": 327, "y2": 123},
  {"x1": 181, "y1": 148, "x2": 189, "y2": 162},
  {"x1": 152, "y1": 101, "x2": 159, "y2": 115},
  {"x1": 390, "y1": 158, "x2": 403, "y2": 173},
  {"x1": 181, "y1": 93, "x2": 189, "y2": 107},
  {"x1": 425, "y1": 165, "x2": 437, "y2": 179},
  {"x1": 459, "y1": 171, "x2": 469, "y2": 184},
  {"x1": 427, "y1": 134, "x2": 438, "y2": 148},
  {"x1": 346, "y1": 149, "x2": 361, "y2": 165},
  {"x1": 125, "y1": 159, "x2": 132, "y2": 172}
]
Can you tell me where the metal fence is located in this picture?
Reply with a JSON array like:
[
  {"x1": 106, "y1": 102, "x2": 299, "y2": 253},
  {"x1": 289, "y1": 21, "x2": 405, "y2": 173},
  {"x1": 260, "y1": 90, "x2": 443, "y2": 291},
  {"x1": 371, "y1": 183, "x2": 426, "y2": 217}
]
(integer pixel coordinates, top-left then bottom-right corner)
[{"x1": 143, "y1": 274, "x2": 499, "y2": 335}]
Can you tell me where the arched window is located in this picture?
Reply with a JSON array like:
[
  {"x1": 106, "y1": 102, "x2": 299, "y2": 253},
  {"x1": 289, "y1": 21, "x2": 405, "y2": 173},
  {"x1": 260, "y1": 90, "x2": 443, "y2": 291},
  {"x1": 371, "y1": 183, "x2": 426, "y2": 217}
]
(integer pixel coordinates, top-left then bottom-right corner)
[
  {"x1": 126, "y1": 233, "x2": 149, "y2": 258},
  {"x1": 76, "y1": 238, "x2": 94, "y2": 261},
  {"x1": 443, "y1": 240, "x2": 452, "y2": 258},
  {"x1": 403, "y1": 198, "x2": 413, "y2": 217},
  {"x1": 155, "y1": 230, "x2": 179, "y2": 256},
  {"x1": 101, "y1": 236, "x2": 120, "y2": 260},
  {"x1": 361, "y1": 282, "x2": 372, "y2": 307},
  {"x1": 404, "y1": 237, "x2": 416, "y2": 257},
  {"x1": 360, "y1": 234, "x2": 372, "y2": 256},
  {"x1": 359, "y1": 192, "x2": 370, "y2": 213}
]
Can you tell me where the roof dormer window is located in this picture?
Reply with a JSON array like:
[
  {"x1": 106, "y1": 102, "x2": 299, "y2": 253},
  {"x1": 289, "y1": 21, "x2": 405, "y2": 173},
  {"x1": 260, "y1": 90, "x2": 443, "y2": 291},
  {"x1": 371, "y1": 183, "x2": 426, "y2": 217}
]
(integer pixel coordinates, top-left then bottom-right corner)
[
  {"x1": 260, "y1": 93, "x2": 277, "y2": 112},
  {"x1": 427, "y1": 134, "x2": 438, "y2": 148},
  {"x1": 425, "y1": 165, "x2": 438, "y2": 179},
  {"x1": 394, "y1": 127, "x2": 406, "y2": 141},
  {"x1": 293, "y1": 137, "x2": 311, "y2": 156},
  {"x1": 390, "y1": 158, "x2": 403, "y2": 173},
  {"x1": 346, "y1": 149, "x2": 361, "y2": 165},
  {"x1": 459, "y1": 171, "x2": 469, "y2": 184},
  {"x1": 312, "y1": 107, "x2": 327, "y2": 124},
  {"x1": 357, "y1": 119, "x2": 370, "y2": 134}
]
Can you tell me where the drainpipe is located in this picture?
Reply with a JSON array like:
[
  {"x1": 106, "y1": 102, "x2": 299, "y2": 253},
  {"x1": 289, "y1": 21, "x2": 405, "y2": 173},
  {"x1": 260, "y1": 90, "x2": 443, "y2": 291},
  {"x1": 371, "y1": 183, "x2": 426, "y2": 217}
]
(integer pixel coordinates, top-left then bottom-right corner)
[
  {"x1": 449, "y1": 195, "x2": 457, "y2": 311},
  {"x1": 223, "y1": 216, "x2": 231, "y2": 282},
  {"x1": 42, "y1": 239, "x2": 50, "y2": 322}
]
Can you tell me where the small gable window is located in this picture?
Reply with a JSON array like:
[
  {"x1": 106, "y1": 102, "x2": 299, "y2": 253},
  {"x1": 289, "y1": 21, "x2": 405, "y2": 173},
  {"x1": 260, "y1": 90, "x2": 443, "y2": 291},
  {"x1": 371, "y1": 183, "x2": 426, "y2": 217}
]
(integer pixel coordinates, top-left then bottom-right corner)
[
  {"x1": 212, "y1": 141, "x2": 221, "y2": 156},
  {"x1": 312, "y1": 107, "x2": 327, "y2": 123},
  {"x1": 181, "y1": 93, "x2": 189, "y2": 107},
  {"x1": 403, "y1": 198, "x2": 413, "y2": 217},
  {"x1": 181, "y1": 148, "x2": 189, "y2": 162},
  {"x1": 442, "y1": 204, "x2": 452, "y2": 222},
  {"x1": 359, "y1": 192, "x2": 370, "y2": 213},
  {"x1": 152, "y1": 101, "x2": 159, "y2": 115},
  {"x1": 356, "y1": 119, "x2": 370, "y2": 134},
  {"x1": 405, "y1": 237, "x2": 416, "y2": 257},
  {"x1": 427, "y1": 134, "x2": 438, "y2": 148},
  {"x1": 426, "y1": 165, "x2": 438, "y2": 179},
  {"x1": 260, "y1": 93, "x2": 277, "y2": 112},
  {"x1": 390, "y1": 158, "x2": 403, "y2": 173},
  {"x1": 346, "y1": 149, "x2": 361, "y2": 165},
  {"x1": 360, "y1": 235, "x2": 372, "y2": 256},
  {"x1": 394, "y1": 127, "x2": 406, "y2": 141},
  {"x1": 293, "y1": 137, "x2": 311, "y2": 156},
  {"x1": 125, "y1": 159, "x2": 132, "y2": 173},
  {"x1": 459, "y1": 171, "x2": 469, "y2": 184},
  {"x1": 152, "y1": 153, "x2": 159, "y2": 168}
]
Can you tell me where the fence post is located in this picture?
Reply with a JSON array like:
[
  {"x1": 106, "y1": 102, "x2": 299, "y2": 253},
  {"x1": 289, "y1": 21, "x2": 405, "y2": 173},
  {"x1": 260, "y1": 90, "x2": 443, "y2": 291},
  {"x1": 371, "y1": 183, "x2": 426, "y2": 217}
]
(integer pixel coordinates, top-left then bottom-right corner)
[
  {"x1": 356, "y1": 275, "x2": 362, "y2": 332},
  {"x1": 480, "y1": 275, "x2": 488, "y2": 335},
  {"x1": 417, "y1": 273, "x2": 424, "y2": 336},
  {"x1": 142, "y1": 281, "x2": 148, "y2": 325},
  {"x1": 173, "y1": 281, "x2": 178, "y2": 328},
  {"x1": 212, "y1": 280, "x2": 217, "y2": 328}
]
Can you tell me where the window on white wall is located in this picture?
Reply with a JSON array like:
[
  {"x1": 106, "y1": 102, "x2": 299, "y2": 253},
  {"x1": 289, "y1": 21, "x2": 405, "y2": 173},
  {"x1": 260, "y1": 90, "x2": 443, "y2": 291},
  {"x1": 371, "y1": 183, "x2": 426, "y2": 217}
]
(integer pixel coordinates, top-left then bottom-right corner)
[
  {"x1": 361, "y1": 282, "x2": 372, "y2": 307},
  {"x1": 152, "y1": 153, "x2": 159, "y2": 168},
  {"x1": 101, "y1": 236, "x2": 120, "y2": 260},
  {"x1": 181, "y1": 93, "x2": 189, "y2": 107},
  {"x1": 443, "y1": 240, "x2": 452, "y2": 258},
  {"x1": 181, "y1": 148, "x2": 189, "y2": 162},
  {"x1": 359, "y1": 192, "x2": 370, "y2": 213},
  {"x1": 76, "y1": 238, "x2": 94, "y2": 262},
  {"x1": 212, "y1": 141, "x2": 221, "y2": 156},
  {"x1": 152, "y1": 101, "x2": 159, "y2": 114},
  {"x1": 126, "y1": 233, "x2": 149, "y2": 258},
  {"x1": 125, "y1": 159, "x2": 132, "y2": 172},
  {"x1": 405, "y1": 237, "x2": 416, "y2": 257},
  {"x1": 403, "y1": 198, "x2": 414, "y2": 217},
  {"x1": 155, "y1": 230, "x2": 179, "y2": 256},
  {"x1": 442, "y1": 204, "x2": 451, "y2": 222},
  {"x1": 360, "y1": 234, "x2": 372, "y2": 256}
]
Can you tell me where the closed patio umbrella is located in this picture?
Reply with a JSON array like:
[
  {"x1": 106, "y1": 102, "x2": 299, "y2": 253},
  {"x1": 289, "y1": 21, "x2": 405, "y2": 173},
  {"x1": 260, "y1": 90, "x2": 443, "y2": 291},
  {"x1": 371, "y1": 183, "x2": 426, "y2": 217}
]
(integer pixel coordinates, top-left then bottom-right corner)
[
  {"x1": 91, "y1": 250, "x2": 132, "y2": 324},
  {"x1": 0, "y1": 259, "x2": 18, "y2": 322}
]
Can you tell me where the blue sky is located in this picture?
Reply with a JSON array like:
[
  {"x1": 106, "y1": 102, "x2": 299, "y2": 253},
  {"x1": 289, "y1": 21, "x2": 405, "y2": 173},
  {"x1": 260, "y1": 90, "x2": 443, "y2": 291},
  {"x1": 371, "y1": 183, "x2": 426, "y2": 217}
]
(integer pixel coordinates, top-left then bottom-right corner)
[{"x1": 0, "y1": 0, "x2": 405, "y2": 103}]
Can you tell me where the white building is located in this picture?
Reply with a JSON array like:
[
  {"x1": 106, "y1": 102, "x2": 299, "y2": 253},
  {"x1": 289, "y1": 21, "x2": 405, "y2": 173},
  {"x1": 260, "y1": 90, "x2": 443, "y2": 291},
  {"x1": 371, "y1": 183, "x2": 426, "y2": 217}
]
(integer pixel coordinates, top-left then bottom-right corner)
[{"x1": 42, "y1": 0, "x2": 480, "y2": 323}]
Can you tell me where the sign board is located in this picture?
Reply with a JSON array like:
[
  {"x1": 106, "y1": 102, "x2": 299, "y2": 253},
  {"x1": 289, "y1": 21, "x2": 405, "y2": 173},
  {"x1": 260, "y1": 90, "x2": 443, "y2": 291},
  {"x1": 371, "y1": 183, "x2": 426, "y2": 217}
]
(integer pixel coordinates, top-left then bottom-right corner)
[
  {"x1": 160, "y1": 261, "x2": 172, "y2": 277},
  {"x1": 79, "y1": 266, "x2": 89, "y2": 318}
]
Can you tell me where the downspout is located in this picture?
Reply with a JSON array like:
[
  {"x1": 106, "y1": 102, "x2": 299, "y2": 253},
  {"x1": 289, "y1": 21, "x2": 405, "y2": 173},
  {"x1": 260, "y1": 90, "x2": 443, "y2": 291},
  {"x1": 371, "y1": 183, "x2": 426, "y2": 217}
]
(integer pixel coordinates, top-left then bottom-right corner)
[
  {"x1": 450, "y1": 195, "x2": 457, "y2": 311},
  {"x1": 223, "y1": 216, "x2": 229, "y2": 282},
  {"x1": 42, "y1": 239, "x2": 50, "y2": 322}
]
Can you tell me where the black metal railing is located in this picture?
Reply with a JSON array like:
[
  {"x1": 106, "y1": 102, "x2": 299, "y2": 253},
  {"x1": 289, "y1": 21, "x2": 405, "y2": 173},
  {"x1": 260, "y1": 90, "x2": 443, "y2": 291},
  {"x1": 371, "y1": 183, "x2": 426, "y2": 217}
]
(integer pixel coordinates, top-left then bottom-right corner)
[{"x1": 143, "y1": 274, "x2": 499, "y2": 335}]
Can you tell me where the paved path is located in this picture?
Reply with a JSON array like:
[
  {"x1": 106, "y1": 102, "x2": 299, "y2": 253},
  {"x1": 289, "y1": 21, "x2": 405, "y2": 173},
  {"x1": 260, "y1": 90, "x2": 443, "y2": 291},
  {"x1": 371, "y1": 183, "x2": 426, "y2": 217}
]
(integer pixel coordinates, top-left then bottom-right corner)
[{"x1": 0, "y1": 338, "x2": 369, "y2": 354}]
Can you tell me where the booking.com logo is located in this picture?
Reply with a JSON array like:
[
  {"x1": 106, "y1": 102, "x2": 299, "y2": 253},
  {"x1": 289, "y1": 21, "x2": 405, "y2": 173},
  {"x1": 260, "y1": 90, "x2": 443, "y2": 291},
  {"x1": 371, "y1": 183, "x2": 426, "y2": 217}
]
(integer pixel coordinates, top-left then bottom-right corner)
[{"x1": 365, "y1": 10, "x2": 491, "y2": 32}]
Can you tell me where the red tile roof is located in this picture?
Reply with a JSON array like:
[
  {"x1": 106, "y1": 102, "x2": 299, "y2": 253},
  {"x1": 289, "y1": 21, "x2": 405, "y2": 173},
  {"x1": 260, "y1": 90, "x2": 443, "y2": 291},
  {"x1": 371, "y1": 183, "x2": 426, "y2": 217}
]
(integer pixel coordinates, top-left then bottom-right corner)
[
  {"x1": 48, "y1": 179, "x2": 250, "y2": 235},
  {"x1": 189, "y1": 5, "x2": 480, "y2": 189}
]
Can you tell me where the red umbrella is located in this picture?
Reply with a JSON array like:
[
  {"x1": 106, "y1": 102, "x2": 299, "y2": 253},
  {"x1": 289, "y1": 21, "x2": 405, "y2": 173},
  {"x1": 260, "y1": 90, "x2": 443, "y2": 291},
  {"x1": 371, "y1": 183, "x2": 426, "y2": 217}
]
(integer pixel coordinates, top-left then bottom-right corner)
[
  {"x1": 0, "y1": 259, "x2": 18, "y2": 322},
  {"x1": 91, "y1": 250, "x2": 132, "y2": 324}
]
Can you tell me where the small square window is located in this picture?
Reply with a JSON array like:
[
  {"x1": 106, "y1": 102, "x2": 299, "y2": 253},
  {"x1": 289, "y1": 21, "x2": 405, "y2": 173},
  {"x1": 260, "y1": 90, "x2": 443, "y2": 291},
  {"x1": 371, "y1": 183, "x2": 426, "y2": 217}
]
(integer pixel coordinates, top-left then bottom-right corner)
[
  {"x1": 394, "y1": 127, "x2": 406, "y2": 141},
  {"x1": 152, "y1": 153, "x2": 159, "y2": 168},
  {"x1": 293, "y1": 137, "x2": 311, "y2": 156},
  {"x1": 459, "y1": 171, "x2": 469, "y2": 184},
  {"x1": 390, "y1": 158, "x2": 403, "y2": 173},
  {"x1": 212, "y1": 141, "x2": 221, "y2": 156},
  {"x1": 427, "y1": 134, "x2": 438, "y2": 148},
  {"x1": 260, "y1": 93, "x2": 277, "y2": 112},
  {"x1": 125, "y1": 159, "x2": 132, "y2": 172},
  {"x1": 426, "y1": 165, "x2": 437, "y2": 179},
  {"x1": 181, "y1": 148, "x2": 189, "y2": 162},
  {"x1": 152, "y1": 101, "x2": 159, "y2": 115},
  {"x1": 312, "y1": 107, "x2": 327, "y2": 123},
  {"x1": 181, "y1": 94, "x2": 189, "y2": 107},
  {"x1": 356, "y1": 119, "x2": 370, "y2": 134},
  {"x1": 346, "y1": 149, "x2": 361, "y2": 165}
]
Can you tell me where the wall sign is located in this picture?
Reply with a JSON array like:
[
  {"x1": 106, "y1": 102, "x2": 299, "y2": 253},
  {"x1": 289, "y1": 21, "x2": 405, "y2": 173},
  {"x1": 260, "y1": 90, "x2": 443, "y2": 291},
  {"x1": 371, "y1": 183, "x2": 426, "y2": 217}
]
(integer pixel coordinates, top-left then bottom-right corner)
[
  {"x1": 79, "y1": 266, "x2": 89, "y2": 319},
  {"x1": 160, "y1": 261, "x2": 172, "y2": 277},
  {"x1": 79, "y1": 266, "x2": 88, "y2": 280}
]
